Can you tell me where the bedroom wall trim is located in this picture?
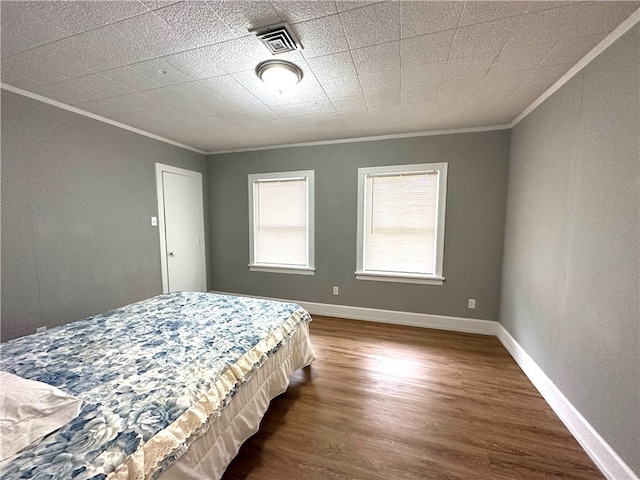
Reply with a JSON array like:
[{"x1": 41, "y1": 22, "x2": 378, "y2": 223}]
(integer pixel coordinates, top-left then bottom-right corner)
[
  {"x1": 205, "y1": 125, "x2": 510, "y2": 155},
  {"x1": 3, "y1": 9, "x2": 637, "y2": 160},
  {"x1": 156, "y1": 163, "x2": 207, "y2": 294},
  {"x1": 0, "y1": 84, "x2": 207, "y2": 155},
  {"x1": 206, "y1": 8, "x2": 640, "y2": 156},
  {"x1": 496, "y1": 324, "x2": 639, "y2": 480},
  {"x1": 510, "y1": 7, "x2": 640, "y2": 129},
  {"x1": 211, "y1": 290, "x2": 496, "y2": 335},
  {"x1": 296, "y1": 300, "x2": 497, "y2": 336}
]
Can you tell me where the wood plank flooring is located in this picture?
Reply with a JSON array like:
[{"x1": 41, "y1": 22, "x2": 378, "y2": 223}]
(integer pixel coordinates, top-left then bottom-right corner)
[{"x1": 222, "y1": 316, "x2": 603, "y2": 480}]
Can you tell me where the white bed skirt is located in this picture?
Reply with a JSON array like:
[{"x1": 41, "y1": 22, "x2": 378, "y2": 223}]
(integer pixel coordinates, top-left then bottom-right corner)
[{"x1": 159, "y1": 322, "x2": 315, "y2": 480}]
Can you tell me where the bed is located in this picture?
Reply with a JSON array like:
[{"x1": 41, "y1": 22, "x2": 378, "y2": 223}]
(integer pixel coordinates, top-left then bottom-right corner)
[{"x1": 0, "y1": 292, "x2": 315, "y2": 479}]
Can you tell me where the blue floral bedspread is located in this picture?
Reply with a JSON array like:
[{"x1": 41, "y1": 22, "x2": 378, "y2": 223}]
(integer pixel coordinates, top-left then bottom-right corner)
[{"x1": 0, "y1": 292, "x2": 311, "y2": 479}]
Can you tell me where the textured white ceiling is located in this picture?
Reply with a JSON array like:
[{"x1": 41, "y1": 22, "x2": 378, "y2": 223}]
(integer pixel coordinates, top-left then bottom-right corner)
[{"x1": 2, "y1": 1, "x2": 638, "y2": 153}]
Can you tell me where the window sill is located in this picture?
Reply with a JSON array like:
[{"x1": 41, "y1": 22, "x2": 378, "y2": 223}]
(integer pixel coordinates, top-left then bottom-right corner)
[
  {"x1": 355, "y1": 271, "x2": 444, "y2": 285},
  {"x1": 249, "y1": 264, "x2": 315, "y2": 276}
]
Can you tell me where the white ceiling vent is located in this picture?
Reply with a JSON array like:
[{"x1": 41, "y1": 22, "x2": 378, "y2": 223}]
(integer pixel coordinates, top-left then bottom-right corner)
[{"x1": 250, "y1": 22, "x2": 302, "y2": 55}]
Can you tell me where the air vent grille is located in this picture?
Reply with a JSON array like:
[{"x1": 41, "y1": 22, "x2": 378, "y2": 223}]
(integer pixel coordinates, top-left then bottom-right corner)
[{"x1": 250, "y1": 22, "x2": 302, "y2": 55}]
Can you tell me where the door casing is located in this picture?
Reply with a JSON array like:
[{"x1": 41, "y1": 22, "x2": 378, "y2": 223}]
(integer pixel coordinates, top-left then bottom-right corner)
[{"x1": 155, "y1": 163, "x2": 206, "y2": 293}]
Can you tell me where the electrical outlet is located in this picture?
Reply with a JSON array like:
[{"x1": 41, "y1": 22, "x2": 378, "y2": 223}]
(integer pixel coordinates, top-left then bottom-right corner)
[
  {"x1": 332, "y1": 286, "x2": 339, "y2": 295},
  {"x1": 468, "y1": 299, "x2": 476, "y2": 309},
  {"x1": 151, "y1": 216, "x2": 158, "y2": 226},
  {"x1": 36, "y1": 326, "x2": 47, "y2": 333}
]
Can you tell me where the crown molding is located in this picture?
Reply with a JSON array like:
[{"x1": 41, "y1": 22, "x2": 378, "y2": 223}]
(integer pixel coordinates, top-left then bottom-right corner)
[
  {"x1": 0, "y1": 83, "x2": 207, "y2": 155},
  {"x1": 208, "y1": 8, "x2": 640, "y2": 155},
  {"x1": 509, "y1": 7, "x2": 640, "y2": 128},
  {"x1": 206, "y1": 124, "x2": 511, "y2": 155},
  {"x1": 3, "y1": 8, "x2": 637, "y2": 156}
]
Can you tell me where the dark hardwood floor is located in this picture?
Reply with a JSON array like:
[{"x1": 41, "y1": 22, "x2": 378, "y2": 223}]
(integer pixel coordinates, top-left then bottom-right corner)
[{"x1": 222, "y1": 316, "x2": 603, "y2": 480}]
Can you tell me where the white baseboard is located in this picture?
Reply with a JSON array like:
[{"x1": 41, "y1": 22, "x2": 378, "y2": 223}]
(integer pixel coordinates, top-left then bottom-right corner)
[
  {"x1": 212, "y1": 290, "x2": 496, "y2": 335},
  {"x1": 296, "y1": 299, "x2": 497, "y2": 335},
  {"x1": 212, "y1": 290, "x2": 637, "y2": 479},
  {"x1": 496, "y1": 324, "x2": 638, "y2": 480}
]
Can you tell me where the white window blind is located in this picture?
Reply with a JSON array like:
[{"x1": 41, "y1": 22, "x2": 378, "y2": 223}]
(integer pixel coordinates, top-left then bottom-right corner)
[
  {"x1": 356, "y1": 163, "x2": 447, "y2": 285},
  {"x1": 364, "y1": 172, "x2": 439, "y2": 275},
  {"x1": 248, "y1": 171, "x2": 315, "y2": 274}
]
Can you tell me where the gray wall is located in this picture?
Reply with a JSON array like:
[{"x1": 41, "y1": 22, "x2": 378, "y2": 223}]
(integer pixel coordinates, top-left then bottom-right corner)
[
  {"x1": 208, "y1": 131, "x2": 510, "y2": 321},
  {"x1": 500, "y1": 25, "x2": 639, "y2": 475},
  {"x1": 1, "y1": 91, "x2": 209, "y2": 342}
]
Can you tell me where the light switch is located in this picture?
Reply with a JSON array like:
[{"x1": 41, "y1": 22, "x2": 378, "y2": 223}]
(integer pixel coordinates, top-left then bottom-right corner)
[{"x1": 151, "y1": 216, "x2": 158, "y2": 227}]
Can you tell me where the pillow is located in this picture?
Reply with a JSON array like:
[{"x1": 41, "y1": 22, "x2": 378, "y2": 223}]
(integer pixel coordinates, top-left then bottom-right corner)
[{"x1": 0, "y1": 371, "x2": 82, "y2": 461}]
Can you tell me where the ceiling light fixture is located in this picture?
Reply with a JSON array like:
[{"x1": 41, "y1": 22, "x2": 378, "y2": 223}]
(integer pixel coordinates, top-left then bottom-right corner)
[{"x1": 256, "y1": 60, "x2": 303, "y2": 92}]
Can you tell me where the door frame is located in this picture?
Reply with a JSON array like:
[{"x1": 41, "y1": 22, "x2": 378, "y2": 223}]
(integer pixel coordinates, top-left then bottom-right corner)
[{"x1": 155, "y1": 163, "x2": 206, "y2": 293}]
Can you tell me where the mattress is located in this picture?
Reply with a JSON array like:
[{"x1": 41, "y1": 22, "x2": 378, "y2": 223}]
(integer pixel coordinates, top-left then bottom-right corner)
[{"x1": 0, "y1": 292, "x2": 314, "y2": 479}]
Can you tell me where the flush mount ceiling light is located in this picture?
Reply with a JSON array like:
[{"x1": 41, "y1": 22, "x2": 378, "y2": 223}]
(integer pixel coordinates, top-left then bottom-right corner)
[{"x1": 256, "y1": 60, "x2": 303, "y2": 92}]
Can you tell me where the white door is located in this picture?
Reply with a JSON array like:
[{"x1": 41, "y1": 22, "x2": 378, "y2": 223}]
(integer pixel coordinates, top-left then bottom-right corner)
[{"x1": 156, "y1": 164, "x2": 206, "y2": 293}]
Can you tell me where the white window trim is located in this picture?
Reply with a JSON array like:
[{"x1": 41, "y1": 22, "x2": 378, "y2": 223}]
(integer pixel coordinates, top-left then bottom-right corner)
[
  {"x1": 248, "y1": 265, "x2": 315, "y2": 275},
  {"x1": 354, "y1": 272, "x2": 446, "y2": 285},
  {"x1": 355, "y1": 162, "x2": 448, "y2": 285},
  {"x1": 248, "y1": 170, "x2": 315, "y2": 275}
]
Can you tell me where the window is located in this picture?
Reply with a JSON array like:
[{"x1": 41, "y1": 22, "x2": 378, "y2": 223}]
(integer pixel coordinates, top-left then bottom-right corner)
[
  {"x1": 248, "y1": 170, "x2": 314, "y2": 275},
  {"x1": 356, "y1": 163, "x2": 448, "y2": 285}
]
